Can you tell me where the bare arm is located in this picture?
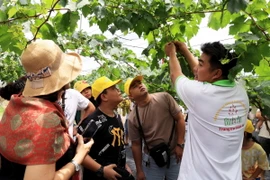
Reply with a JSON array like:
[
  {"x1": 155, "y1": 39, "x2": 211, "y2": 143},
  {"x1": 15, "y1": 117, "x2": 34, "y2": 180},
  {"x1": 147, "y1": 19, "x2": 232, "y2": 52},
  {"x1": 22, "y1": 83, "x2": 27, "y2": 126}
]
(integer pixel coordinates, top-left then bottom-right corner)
[
  {"x1": 164, "y1": 43, "x2": 183, "y2": 85},
  {"x1": 79, "y1": 102, "x2": 96, "y2": 125},
  {"x1": 174, "y1": 41, "x2": 198, "y2": 75},
  {"x1": 255, "y1": 110, "x2": 264, "y2": 131},
  {"x1": 175, "y1": 112, "x2": 185, "y2": 144},
  {"x1": 131, "y1": 139, "x2": 145, "y2": 180},
  {"x1": 174, "y1": 112, "x2": 185, "y2": 163},
  {"x1": 243, "y1": 167, "x2": 263, "y2": 180},
  {"x1": 24, "y1": 135, "x2": 93, "y2": 180},
  {"x1": 24, "y1": 158, "x2": 81, "y2": 180},
  {"x1": 256, "y1": 120, "x2": 263, "y2": 131},
  {"x1": 81, "y1": 155, "x2": 102, "y2": 172}
]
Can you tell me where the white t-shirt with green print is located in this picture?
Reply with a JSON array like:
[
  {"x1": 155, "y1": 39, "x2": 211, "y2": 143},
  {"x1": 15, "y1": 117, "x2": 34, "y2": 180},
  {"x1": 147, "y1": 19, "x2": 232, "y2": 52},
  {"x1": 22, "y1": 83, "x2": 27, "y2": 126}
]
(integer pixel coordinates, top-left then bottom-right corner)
[{"x1": 175, "y1": 76, "x2": 249, "y2": 180}]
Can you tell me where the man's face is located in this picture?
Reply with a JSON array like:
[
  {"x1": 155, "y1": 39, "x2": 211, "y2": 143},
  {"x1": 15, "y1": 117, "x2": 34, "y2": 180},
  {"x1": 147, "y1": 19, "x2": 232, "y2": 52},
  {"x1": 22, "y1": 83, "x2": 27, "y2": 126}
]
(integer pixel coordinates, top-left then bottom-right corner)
[
  {"x1": 129, "y1": 80, "x2": 148, "y2": 99},
  {"x1": 103, "y1": 85, "x2": 123, "y2": 104},
  {"x1": 194, "y1": 53, "x2": 220, "y2": 83}
]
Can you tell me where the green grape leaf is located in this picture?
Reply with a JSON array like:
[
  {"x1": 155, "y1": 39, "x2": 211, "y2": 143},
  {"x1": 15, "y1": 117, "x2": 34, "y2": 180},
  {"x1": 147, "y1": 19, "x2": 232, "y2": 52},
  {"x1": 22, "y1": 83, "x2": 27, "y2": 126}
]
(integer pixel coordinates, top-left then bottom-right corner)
[
  {"x1": 98, "y1": 18, "x2": 109, "y2": 32},
  {"x1": 208, "y1": 11, "x2": 231, "y2": 30},
  {"x1": 0, "y1": 10, "x2": 7, "y2": 21},
  {"x1": 82, "y1": 5, "x2": 91, "y2": 17},
  {"x1": 255, "y1": 60, "x2": 270, "y2": 80},
  {"x1": 8, "y1": 7, "x2": 17, "y2": 18},
  {"x1": 227, "y1": 0, "x2": 248, "y2": 13},
  {"x1": 240, "y1": 44, "x2": 262, "y2": 72},
  {"x1": 59, "y1": 0, "x2": 68, "y2": 7},
  {"x1": 39, "y1": 23, "x2": 58, "y2": 40},
  {"x1": 229, "y1": 17, "x2": 251, "y2": 35}
]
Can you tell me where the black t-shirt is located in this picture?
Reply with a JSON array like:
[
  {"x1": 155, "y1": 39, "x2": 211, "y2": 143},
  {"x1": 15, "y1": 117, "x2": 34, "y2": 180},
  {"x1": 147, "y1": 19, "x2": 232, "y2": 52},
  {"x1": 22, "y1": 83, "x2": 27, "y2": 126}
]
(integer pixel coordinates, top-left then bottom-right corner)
[
  {"x1": 78, "y1": 109, "x2": 126, "y2": 180},
  {"x1": 89, "y1": 96, "x2": 98, "y2": 108}
]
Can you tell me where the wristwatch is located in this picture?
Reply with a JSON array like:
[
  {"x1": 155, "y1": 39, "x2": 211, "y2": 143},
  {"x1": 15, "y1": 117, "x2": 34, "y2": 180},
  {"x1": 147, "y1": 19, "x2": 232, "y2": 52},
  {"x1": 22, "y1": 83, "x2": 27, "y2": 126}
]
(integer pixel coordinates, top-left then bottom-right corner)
[
  {"x1": 71, "y1": 159, "x2": 81, "y2": 172},
  {"x1": 177, "y1": 143, "x2": 185, "y2": 149},
  {"x1": 96, "y1": 166, "x2": 104, "y2": 177}
]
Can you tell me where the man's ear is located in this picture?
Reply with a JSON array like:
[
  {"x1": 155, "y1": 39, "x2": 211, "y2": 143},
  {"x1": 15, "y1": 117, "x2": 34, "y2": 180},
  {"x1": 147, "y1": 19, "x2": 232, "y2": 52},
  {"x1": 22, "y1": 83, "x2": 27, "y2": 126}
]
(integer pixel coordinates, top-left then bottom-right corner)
[
  {"x1": 100, "y1": 93, "x2": 108, "y2": 102},
  {"x1": 212, "y1": 69, "x2": 222, "y2": 81}
]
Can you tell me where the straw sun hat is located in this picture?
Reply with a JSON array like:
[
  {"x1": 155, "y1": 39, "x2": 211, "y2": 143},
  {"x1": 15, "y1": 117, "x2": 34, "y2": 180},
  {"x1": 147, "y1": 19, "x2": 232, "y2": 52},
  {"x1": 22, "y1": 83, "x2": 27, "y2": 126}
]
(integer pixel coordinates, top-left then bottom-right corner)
[{"x1": 21, "y1": 39, "x2": 82, "y2": 97}]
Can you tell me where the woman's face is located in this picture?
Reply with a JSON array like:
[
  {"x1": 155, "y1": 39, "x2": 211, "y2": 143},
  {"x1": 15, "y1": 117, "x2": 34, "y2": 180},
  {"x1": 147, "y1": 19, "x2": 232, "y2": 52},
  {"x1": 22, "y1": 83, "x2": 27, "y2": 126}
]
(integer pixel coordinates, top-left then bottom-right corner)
[{"x1": 81, "y1": 87, "x2": 92, "y2": 99}]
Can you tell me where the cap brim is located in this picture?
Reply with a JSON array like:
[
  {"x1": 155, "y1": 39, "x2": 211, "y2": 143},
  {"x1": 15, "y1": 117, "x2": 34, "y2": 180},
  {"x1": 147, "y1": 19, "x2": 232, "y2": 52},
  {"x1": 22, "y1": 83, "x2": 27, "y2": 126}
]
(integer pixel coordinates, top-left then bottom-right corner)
[
  {"x1": 79, "y1": 84, "x2": 91, "y2": 92},
  {"x1": 131, "y1": 76, "x2": 143, "y2": 84},
  {"x1": 93, "y1": 79, "x2": 122, "y2": 100},
  {"x1": 124, "y1": 75, "x2": 143, "y2": 95},
  {"x1": 106, "y1": 79, "x2": 122, "y2": 89},
  {"x1": 23, "y1": 52, "x2": 82, "y2": 97}
]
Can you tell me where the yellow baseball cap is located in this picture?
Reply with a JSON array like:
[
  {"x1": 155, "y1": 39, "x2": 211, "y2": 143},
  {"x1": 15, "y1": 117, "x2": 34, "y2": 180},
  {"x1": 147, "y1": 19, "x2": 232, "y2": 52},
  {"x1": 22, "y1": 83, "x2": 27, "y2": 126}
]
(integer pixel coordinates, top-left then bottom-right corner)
[
  {"x1": 124, "y1": 75, "x2": 143, "y2": 95},
  {"x1": 245, "y1": 120, "x2": 254, "y2": 133},
  {"x1": 92, "y1": 76, "x2": 122, "y2": 100},
  {"x1": 73, "y1": 80, "x2": 91, "y2": 92}
]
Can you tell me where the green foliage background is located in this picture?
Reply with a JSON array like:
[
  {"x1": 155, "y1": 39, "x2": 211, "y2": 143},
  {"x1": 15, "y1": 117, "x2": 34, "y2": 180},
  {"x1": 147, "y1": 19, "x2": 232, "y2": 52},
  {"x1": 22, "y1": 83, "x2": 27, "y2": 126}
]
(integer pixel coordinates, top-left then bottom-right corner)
[{"x1": 0, "y1": 0, "x2": 269, "y2": 117}]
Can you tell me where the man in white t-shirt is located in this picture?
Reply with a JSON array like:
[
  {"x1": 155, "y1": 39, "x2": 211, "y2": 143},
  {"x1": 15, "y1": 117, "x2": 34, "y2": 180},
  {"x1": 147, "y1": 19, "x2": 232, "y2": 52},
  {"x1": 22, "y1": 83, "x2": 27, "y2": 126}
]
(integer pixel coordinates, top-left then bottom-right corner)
[
  {"x1": 63, "y1": 88, "x2": 95, "y2": 137},
  {"x1": 165, "y1": 41, "x2": 249, "y2": 180}
]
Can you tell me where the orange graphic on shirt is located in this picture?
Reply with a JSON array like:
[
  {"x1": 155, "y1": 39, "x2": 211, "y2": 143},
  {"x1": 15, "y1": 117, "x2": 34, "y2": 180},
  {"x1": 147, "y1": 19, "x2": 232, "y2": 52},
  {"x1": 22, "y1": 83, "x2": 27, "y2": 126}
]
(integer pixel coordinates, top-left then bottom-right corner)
[{"x1": 111, "y1": 127, "x2": 124, "y2": 147}]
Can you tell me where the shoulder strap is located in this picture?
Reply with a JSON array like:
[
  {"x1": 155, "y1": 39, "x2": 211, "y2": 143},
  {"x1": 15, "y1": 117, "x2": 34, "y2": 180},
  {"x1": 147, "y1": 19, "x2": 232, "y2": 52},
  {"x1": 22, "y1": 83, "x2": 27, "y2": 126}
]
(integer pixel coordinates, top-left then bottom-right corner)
[
  {"x1": 135, "y1": 106, "x2": 175, "y2": 149},
  {"x1": 135, "y1": 106, "x2": 150, "y2": 151}
]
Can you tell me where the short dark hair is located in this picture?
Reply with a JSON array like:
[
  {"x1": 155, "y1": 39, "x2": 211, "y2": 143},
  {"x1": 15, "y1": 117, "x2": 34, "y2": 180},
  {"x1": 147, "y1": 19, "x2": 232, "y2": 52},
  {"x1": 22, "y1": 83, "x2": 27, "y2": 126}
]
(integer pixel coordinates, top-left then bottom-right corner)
[
  {"x1": 246, "y1": 132, "x2": 253, "y2": 139},
  {"x1": 0, "y1": 76, "x2": 27, "y2": 100},
  {"x1": 96, "y1": 89, "x2": 107, "y2": 107},
  {"x1": 201, "y1": 42, "x2": 238, "y2": 79}
]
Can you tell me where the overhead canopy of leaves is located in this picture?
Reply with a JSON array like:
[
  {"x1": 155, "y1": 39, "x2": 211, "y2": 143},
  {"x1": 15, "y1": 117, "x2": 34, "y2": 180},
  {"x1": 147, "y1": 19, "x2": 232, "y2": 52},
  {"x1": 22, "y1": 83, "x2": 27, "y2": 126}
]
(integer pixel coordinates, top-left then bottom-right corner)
[{"x1": 0, "y1": 0, "x2": 270, "y2": 113}]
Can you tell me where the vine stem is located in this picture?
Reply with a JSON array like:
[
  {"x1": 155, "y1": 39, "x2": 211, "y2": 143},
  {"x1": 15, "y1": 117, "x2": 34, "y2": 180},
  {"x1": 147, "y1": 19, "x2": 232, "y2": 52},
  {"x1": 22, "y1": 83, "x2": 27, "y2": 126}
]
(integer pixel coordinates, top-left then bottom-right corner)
[
  {"x1": 243, "y1": 11, "x2": 270, "y2": 41},
  {"x1": 0, "y1": 8, "x2": 70, "y2": 25},
  {"x1": 0, "y1": 14, "x2": 42, "y2": 24},
  {"x1": 27, "y1": 0, "x2": 62, "y2": 45}
]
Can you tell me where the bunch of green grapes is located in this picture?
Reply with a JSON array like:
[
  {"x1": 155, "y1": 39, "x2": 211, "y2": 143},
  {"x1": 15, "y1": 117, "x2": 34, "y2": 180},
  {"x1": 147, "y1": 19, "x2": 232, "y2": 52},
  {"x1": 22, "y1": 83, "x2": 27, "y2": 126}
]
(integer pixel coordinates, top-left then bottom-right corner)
[{"x1": 118, "y1": 98, "x2": 131, "y2": 116}]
